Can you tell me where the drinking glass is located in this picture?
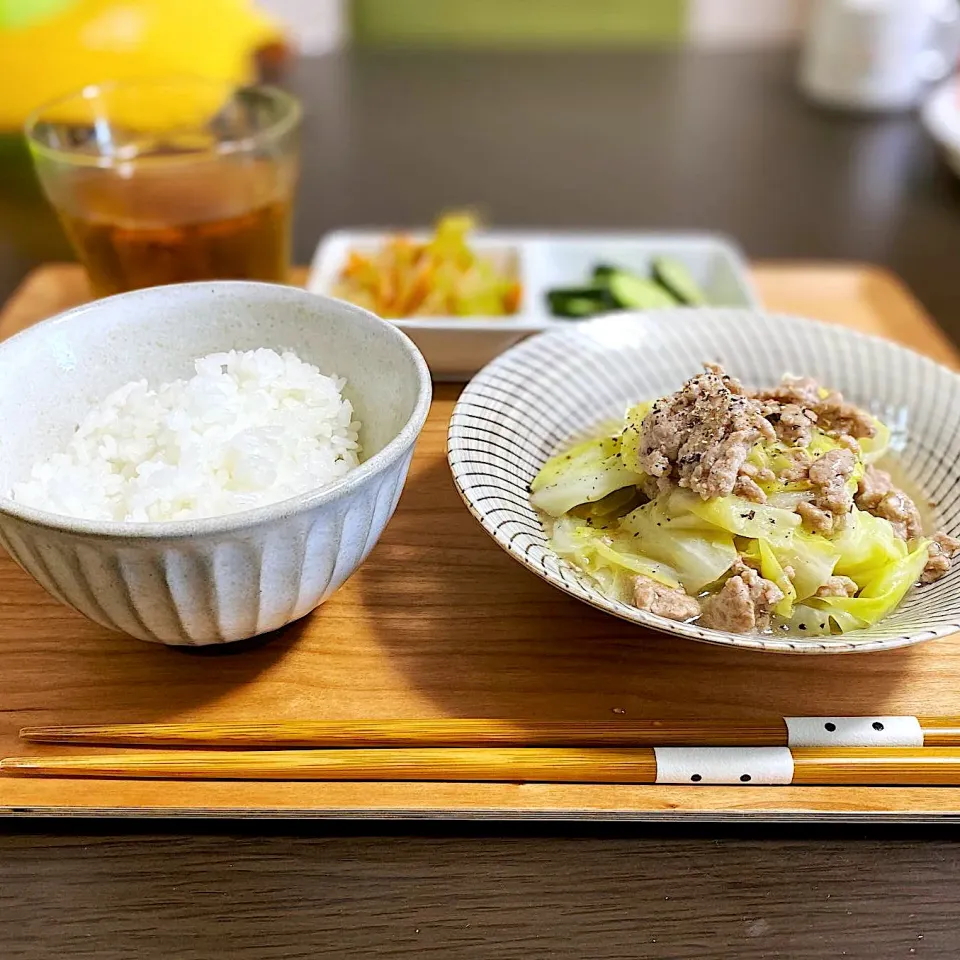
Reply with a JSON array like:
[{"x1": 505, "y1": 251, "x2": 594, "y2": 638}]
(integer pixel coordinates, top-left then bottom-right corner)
[{"x1": 26, "y1": 78, "x2": 300, "y2": 297}]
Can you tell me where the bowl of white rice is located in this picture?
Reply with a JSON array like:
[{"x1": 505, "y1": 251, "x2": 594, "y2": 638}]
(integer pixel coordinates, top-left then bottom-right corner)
[{"x1": 0, "y1": 281, "x2": 431, "y2": 645}]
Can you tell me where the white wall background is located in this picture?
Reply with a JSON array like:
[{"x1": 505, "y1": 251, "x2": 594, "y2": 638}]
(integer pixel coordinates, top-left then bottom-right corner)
[
  {"x1": 689, "y1": 0, "x2": 813, "y2": 45},
  {"x1": 258, "y1": 0, "x2": 347, "y2": 53}
]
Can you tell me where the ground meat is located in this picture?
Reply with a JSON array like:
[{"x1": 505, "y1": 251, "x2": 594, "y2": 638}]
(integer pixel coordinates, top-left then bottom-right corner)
[
  {"x1": 934, "y1": 531, "x2": 960, "y2": 557},
  {"x1": 778, "y1": 449, "x2": 811, "y2": 484},
  {"x1": 758, "y1": 375, "x2": 823, "y2": 408},
  {"x1": 921, "y1": 532, "x2": 960, "y2": 584},
  {"x1": 739, "y1": 463, "x2": 776, "y2": 495},
  {"x1": 633, "y1": 576, "x2": 701, "y2": 621},
  {"x1": 855, "y1": 466, "x2": 924, "y2": 541},
  {"x1": 754, "y1": 375, "x2": 876, "y2": 441},
  {"x1": 855, "y1": 465, "x2": 895, "y2": 511},
  {"x1": 769, "y1": 402, "x2": 815, "y2": 447},
  {"x1": 739, "y1": 462, "x2": 775, "y2": 483},
  {"x1": 806, "y1": 447, "x2": 856, "y2": 533},
  {"x1": 796, "y1": 500, "x2": 834, "y2": 536},
  {"x1": 815, "y1": 398, "x2": 877, "y2": 440},
  {"x1": 765, "y1": 440, "x2": 860, "y2": 533},
  {"x1": 922, "y1": 553, "x2": 951, "y2": 585},
  {"x1": 809, "y1": 448, "x2": 856, "y2": 507},
  {"x1": 734, "y1": 474, "x2": 767, "y2": 504},
  {"x1": 640, "y1": 475, "x2": 661, "y2": 502},
  {"x1": 874, "y1": 491, "x2": 924, "y2": 541},
  {"x1": 637, "y1": 366, "x2": 775, "y2": 500},
  {"x1": 815, "y1": 575, "x2": 858, "y2": 598},
  {"x1": 699, "y1": 565, "x2": 784, "y2": 634}
]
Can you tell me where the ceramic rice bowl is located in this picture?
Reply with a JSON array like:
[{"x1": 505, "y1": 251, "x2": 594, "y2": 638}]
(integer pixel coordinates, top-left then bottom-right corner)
[{"x1": 0, "y1": 282, "x2": 431, "y2": 645}]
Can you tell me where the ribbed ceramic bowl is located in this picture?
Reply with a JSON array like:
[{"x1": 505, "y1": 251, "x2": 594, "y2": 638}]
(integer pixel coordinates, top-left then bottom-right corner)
[
  {"x1": 0, "y1": 282, "x2": 431, "y2": 645},
  {"x1": 448, "y1": 310, "x2": 960, "y2": 654}
]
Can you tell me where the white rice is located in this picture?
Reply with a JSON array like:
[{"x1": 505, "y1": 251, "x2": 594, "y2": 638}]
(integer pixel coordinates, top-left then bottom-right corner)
[{"x1": 9, "y1": 348, "x2": 361, "y2": 522}]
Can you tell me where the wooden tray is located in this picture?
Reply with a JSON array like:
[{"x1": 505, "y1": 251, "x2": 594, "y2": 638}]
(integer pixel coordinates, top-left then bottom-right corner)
[{"x1": 2, "y1": 262, "x2": 959, "y2": 822}]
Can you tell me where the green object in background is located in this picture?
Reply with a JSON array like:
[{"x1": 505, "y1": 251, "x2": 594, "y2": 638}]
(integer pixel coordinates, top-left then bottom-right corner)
[
  {"x1": 0, "y1": 134, "x2": 72, "y2": 261},
  {"x1": 0, "y1": 0, "x2": 76, "y2": 30},
  {"x1": 353, "y1": 0, "x2": 686, "y2": 47}
]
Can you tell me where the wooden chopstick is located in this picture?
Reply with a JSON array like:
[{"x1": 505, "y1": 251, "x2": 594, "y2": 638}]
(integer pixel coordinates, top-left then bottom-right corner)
[
  {"x1": 6, "y1": 746, "x2": 960, "y2": 785},
  {"x1": 18, "y1": 717, "x2": 960, "y2": 748}
]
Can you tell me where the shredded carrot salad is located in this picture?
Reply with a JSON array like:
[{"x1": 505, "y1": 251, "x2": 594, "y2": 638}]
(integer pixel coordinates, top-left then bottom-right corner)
[{"x1": 333, "y1": 213, "x2": 521, "y2": 318}]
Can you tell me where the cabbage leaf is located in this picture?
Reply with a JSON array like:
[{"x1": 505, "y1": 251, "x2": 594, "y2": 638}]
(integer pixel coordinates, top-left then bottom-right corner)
[
  {"x1": 618, "y1": 400, "x2": 655, "y2": 474},
  {"x1": 570, "y1": 486, "x2": 641, "y2": 521},
  {"x1": 531, "y1": 435, "x2": 643, "y2": 517},
  {"x1": 832, "y1": 508, "x2": 908, "y2": 583},
  {"x1": 671, "y1": 490, "x2": 801, "y2": 544},
  {"x1": 551, "y1": 517, "x2": 682, "y2": 602},
  {"x1": 781, "y1": 603, "x2": 866, "y2": 636},
  {"x1": 811, "y1": 539, "x2": 930, "y2": 628},
  {"x1": 758, "y1": 539, "x2": 797, "y2": 617},
  {"x1": 619, "y1": 500, "x2": 738, "y2": 592},
  {"x1": 771, "y1": 531, "x2": 840, "y2": 601},
  {"x1": 859, "y1": 417, "x2": 891, "y2": 464}
]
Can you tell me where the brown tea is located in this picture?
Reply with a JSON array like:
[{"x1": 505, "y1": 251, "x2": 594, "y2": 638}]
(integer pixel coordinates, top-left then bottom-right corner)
[
  {"x1": 52, "y1": 161, "x2": 293, "y2": 297},
  {"x1": 27, "y1": 80, "x2": 300, "y2": 296}
]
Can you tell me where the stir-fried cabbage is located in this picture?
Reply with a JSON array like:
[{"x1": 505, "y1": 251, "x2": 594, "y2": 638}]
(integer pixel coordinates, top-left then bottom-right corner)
[
  {"x1": 673, "y1": 490, "x2": 801, "y2": 545},
  {"x1": 619, "y1": 500, "x2": 738, "y2": 593},
  {"x1": 619, "y1": 400, "x2": 655, "y2": 473},
  {"x1": 757, "y1": 539, "x2": 797, "y2": 617},
  {"x1": 530, "y1": 435, "x2": 643, "y2": 517},
  {"x1": 767, "y1": 491, "x2": 816, "y2": 510},
  {"x1": 746, "y1": 429, "x2": 863, "y2": 497},
  {"x1": 532, "y1": 386, "x2": 930, "y2": 636},
  {"x1": 571, "y1": 487, "x2": 641, "y2": 521},
  {"x1": 551, "y1": 517, "x2": 682, "y2": 603},
  {"x1": 859, "y1": 417, "x2": 891, "y2": 464},
  {"x1": 811, "y1": 539, "x2": 930, "y2": 628},
  {"x1": 775, "y1": 531, "x2": 840, "y2": 601},
  {"x1": 781, "y1": 603, "x2": 867, "y2": 636},
  {"x1": 832, "y1": 508, "x2": 908, "y2": 583}
]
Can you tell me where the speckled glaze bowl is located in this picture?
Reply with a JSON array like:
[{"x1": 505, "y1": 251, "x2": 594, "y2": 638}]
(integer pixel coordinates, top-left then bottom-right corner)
[
  {"x1": 448, "y1": 310, "x2": 960, "y2": 654},
  {"x1": 0, "y1": 282, "x2": 431, "y2": 645}
]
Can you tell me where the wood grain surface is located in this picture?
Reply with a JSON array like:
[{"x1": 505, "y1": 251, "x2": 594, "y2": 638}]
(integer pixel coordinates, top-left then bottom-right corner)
[
  {"x1": 2, "y1": 824, "x2": 959, "y2": 960},
  {"x1": 1, "y1": 262, "x2": 959, "y2": 820}
]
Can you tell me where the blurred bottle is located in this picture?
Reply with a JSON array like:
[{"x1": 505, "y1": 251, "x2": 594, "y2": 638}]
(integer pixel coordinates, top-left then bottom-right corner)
[
  {"x1": 0, "y1": 0, "x2": 284, "y2": 130},
  {"x1": 799, "y1": 0, "x2": 960, "y2": 111}
]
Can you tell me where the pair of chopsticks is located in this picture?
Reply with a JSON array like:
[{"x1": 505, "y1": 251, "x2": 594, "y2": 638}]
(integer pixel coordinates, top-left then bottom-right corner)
[{"x1": 6, "y1": 718, "x2": 960, "y2": 786}]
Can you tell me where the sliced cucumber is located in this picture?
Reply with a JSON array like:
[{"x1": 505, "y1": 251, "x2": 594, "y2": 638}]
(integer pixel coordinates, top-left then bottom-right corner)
[
  {"x1": 591, "y1": 263, "x2": 619, "y2": 286},
  {"x1": 547, "y1": 257, "x2": 707, "y2": 318},
  {"x1": 546, "y1": 287, "x2": 615, "y2": 319},
  {"x1": 651, "y1": 256, "x2": 707, "y2": 305},
  {"x1": 607, "y1": 271, "x2": 678, "y2": 310}
]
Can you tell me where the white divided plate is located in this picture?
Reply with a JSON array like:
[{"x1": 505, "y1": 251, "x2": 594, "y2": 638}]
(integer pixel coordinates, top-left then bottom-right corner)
[
  {"x1": 447, "y1": 310, "x2": 960, "y2": 655},
  {"x1": 308, "y1": 230, "x2": 758, "y2": 380}
]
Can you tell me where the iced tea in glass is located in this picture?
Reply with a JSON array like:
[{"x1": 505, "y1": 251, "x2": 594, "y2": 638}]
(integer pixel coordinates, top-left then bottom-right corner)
[{"x1": 26, "y1": 79, "x2": 300, "y2": 297}]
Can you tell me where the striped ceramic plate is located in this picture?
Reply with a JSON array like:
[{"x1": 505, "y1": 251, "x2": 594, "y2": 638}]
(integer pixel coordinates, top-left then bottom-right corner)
[{"x1": 447, "y1": 310, "x2": 960, "y2": 654}]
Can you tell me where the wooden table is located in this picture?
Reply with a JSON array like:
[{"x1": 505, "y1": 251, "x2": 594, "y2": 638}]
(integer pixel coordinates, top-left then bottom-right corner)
[{"x1": 5, "y1": 46, "x2": 960, "y2": 960}]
